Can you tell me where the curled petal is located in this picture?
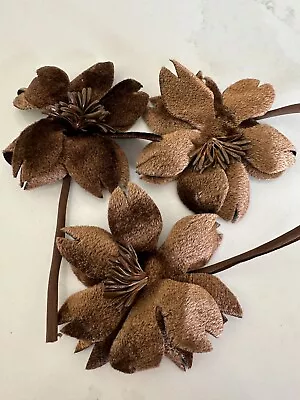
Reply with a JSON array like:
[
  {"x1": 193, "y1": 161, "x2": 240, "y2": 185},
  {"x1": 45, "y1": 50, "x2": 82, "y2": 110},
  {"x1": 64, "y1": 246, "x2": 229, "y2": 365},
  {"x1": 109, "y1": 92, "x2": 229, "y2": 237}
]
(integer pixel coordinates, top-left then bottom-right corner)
[
  {"x1": 244, "y1": 162, "x2": 282, "y2": 180},
  {"x1": 14, "y1": 66, "x2": 69, "y2": 109},
  {"x1": 144, "y1": 96, "x2": 192, "y2": 135},
  {"x1": 183, "y1": 273, "x2": 243, "y2": 317},
  {"x1": 244, "y1": 124, "x2": 296, "y2": 174},
  {"x1": 11, "y1": 119, "x2": 66, "y2": 188},
  {"x1": 56, "y1": 226, "x2": 119, "y2": 282},
  {"x1": 13, "y1": 92, "x2": 33, "y2": 110},
  {"x1": 64, "y1": 136, "x2": 129, "y2": 197},
  {"x1": 69, "y1": 62, "x2": 114, "y2": 100},
  {"x1": 108, "y1": 183, "x2": 162, "y2": 253},
  {"x1": 219, "y1": 162, "x2": 250, "y2": 222},
  {"x1": 101, "y1": 79, "x2": 149, "y2": 131},
  {"x1": 159, "y1": 60, "x2": 215, "y2": 127},
  {"x1": 177, "y1": 167, "x2": 229, "y2": 214},
  {"x1": 59, "y1": 284, "x2": 124, "y2": 342},
  {"x1": 222, "y1": 79, "x2": 275, "y2": 124},
  {"x1": 159, "y1": 214, "x2": 222, "y2": 275},
  {"x1": 136, "y1": 130, "x2": 197, "y2": 178}
]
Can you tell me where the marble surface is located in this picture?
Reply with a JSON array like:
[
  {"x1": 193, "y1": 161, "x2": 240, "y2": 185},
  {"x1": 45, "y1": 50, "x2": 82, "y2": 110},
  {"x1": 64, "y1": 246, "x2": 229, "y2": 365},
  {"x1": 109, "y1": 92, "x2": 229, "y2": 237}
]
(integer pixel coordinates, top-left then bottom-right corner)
[{"x1": 1, "y1": 0, "x2": 300, "y2": 399}]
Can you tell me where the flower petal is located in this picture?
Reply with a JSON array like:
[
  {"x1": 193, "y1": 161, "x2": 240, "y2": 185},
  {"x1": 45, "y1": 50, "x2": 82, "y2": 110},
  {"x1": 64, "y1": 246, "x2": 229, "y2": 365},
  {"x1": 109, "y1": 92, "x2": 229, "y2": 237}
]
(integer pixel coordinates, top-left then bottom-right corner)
[
  {"x1": 56, "y1": 226, "x2": 119, "y2": 283},
  {"x1": 11, "y1": 118, "x2": 66, "y2": 188},
  {"x1": 185, "y1": 273, "x2": 243, "y2": 317},
  {"x1": 108, "y1": 183, "x2": 162, "y2": 253},
  {"x1": 100, "y1": 79, "x2": 149, "y2": 131},
  {"x1": 244, "y1": 124, "x2": 296, "y2": 174},
  {"x1": 222, "y1": 79, "x2": 275, "y2": 124},
  {"x1": 14, "y1": 67, "x2": 70, "y2": 109},
  {"x1": 109, "y1": 290, "x2": 164, "y2": 373},
  {"x1": 136, "y1": 130, "x2": 196, "y2": 178},
  {"x1": 218, "y1": 162, "x2": 250, "y2": 222},
  {"x1": 159, "y1": 214, "x2": 222, "y2": 275},
  {"x1": 164, "y1": 345, "x2": 193, "y2": 371},
  {"x1": 69, "y1": 62, "x2": 114, "y2": 100},
  {"x1": 244, "y1": 162, "x2": 283, "y2": 180},
  {"x1": 86, "y1": 339, "x2": 114, "y2": 370},
  {"x1": 144, "y1": 96, "x2": 192, "y2": 135},
  {"x1": 64, "y1": 136, "x2": 129, "y2": 197},
  {"x1": 157, "y1": 280, "x2": 223, "y2": 353},
  {"x1": 75, "y1": 340, "x2": 93, "y2": 353},
  {"x1": 59, "y1": 285, "x2": 125, "y2": 343},
  {"x1": 140, "y1": 175, "x2": 176, "y2": 184},
  {"x1": 177, "y1": 167, "x2": 229, "y2": 214},
  {"x1": 3, "y1": 139, "x2": 17, "y2": 165},
  {"x1": 159, "y1": 60, "x2": 215, "y2": 128}
]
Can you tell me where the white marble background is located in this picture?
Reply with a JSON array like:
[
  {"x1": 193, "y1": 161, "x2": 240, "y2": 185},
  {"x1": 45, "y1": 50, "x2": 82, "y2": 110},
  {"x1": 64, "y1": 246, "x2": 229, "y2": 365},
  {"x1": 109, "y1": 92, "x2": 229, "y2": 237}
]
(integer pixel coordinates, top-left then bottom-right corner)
[{"x1": 1, "y1": 0, "x2": 300, "y2": 399}]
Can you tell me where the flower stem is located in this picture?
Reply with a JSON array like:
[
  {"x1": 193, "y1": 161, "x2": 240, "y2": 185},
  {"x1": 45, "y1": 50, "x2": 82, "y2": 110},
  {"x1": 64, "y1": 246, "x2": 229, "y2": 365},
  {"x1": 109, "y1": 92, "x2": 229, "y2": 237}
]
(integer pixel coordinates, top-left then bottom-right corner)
[
  {"x1": 46, "y1": 175, "x2": 71, "y2": 343},
  {"x1": 109, "y1": 131, "x2": 162, "y2": 141},
  {"x1": 257, "y1": 104, "x2": 300, "y2": 120},
  {"x1": 200, "y1": 225, "x2": 300, "y2": 275}
]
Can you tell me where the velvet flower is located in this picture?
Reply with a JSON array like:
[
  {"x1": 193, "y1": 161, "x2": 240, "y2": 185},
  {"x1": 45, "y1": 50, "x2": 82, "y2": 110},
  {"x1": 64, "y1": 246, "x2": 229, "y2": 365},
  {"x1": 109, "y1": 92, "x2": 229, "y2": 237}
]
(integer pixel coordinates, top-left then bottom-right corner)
[
  {"x1": 3, "y1": 62, "x2": 159, "y2": 197},
  {"x1": 57, "y1": 183, "x2": 242, "y2": 373},
  {"x1": 137, "y1": 60, "x2": 296, "y2": 222}
]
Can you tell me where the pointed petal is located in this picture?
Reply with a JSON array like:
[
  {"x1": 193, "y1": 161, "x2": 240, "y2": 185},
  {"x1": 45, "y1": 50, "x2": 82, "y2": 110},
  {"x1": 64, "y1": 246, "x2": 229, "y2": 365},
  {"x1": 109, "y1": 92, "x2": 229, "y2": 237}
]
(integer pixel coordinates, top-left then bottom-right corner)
[
  {"x1": 86, "y1": 339, "x2": 113, "y2": 370},
  {"x1": 222, "y1": 79, "x2": 275, "y2": 124},
  {"x1": 177, "y1": 167, "x2": 229, "y2": 214},
  {"x1": 109, "y1": 291, "x2": 164, "y2": 374},
  {"x1": 187, "y1": 273, "x2": 243, "y2": 317},
  {"x1": 159, "y1": 214, "x2": 221, "y2": 275},
  {"x1": 136, "y1": 130, "x2": 196, "y2": 178},
  {"x1": 64, "y1": 136, "x2": 129, "y2": 197},
  {"x1": 11, "y1": 119, "x2": 66, "y2": 188},
  {"x1": 108, "y1": 183, "x2": 162, "y2": 252},
  {"x1": 59, "y1": 284, "x2": 124, "y2": 342},
  {"x1": 3, "y1": 139, "x2": 17, "y2": 165},
  {"x1": 144, "y1": 96, "x2": 192, "y2": 135},
  {"x1": 56, "y1": 226, "x2": 119, "y2": 282},
  {"x1": 75, "y1": 340, "x2": 93, "y2": 353},
  {"x1": 164, "y1": 346, "x2": 193, "y2": 371},
  {"x1": 14, "y1": 66, "x2": 69, "y2": 109},
  {"x1": 101, "y1": 79, "x2": 149, "y2": 131},
  {"x1": 244, "y1": 124, "x2": 296, "y2": 174},
  {"x1": 159, "y1": 60, "x2": 215, "y2": 128},
  {"x1": 69, "y1": 62, "x2": 114, "y2": 100},
  {"x1": 244, "y1": 162, "x2": 283, "y2": 180},
  {"x1": 157, "y1": 280, "x2": 223, "y2": 353},
  {"x1": 218, "y1": 162, "x2": 250, "y2": 222}
]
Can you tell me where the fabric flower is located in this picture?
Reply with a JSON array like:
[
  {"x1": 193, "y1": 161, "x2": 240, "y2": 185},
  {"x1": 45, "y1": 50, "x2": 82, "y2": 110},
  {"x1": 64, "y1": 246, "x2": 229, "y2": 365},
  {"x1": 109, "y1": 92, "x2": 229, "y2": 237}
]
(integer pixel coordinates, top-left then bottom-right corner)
[
  {"x1": 57, "y1": 183, "x2": 242, "y2": 373},
  {"x1": 137, "y1": 60, "x2": 296, "y2": 222},
  {"x1": 3, "y1": 62, "x2": 160, "y2": 197}
]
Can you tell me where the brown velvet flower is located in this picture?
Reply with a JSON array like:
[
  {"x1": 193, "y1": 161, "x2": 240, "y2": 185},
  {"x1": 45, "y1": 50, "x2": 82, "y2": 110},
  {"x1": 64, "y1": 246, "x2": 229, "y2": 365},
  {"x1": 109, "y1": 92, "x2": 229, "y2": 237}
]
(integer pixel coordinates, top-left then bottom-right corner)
[
  {"x1": 3, "y1": 62, "x2": 159, "y2": 197},
  {"x1": 137, "y1": 60, "x2": 296, "y2": 222},
  {"x1": 57, "y1": 183, "x2": 242, "y2": 373}
]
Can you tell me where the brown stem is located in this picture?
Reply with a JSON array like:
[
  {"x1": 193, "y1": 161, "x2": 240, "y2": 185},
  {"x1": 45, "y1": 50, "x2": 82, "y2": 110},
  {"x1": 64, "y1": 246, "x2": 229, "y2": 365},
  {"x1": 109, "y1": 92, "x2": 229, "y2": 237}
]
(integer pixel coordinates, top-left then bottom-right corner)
[
  {"x1": 257, "y1": 104, "x2": 300, "y2": 120},
  {"x1": 46, "y1": 175, "x2": 71, "y2": 342},
  {"x1": 109, "y1": 131, "x2": 162, "y2": 142},
  {"x1": 199, "y1": 225, "x2": 300, "y2": 275}
]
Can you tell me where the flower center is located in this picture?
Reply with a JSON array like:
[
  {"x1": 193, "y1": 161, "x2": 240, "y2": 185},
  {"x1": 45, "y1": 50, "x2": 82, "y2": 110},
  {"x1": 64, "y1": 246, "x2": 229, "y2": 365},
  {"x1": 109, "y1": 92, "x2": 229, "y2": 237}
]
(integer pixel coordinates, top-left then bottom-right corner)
[
  {"x1": 44, "y1": 87, "x2": 115, "y2": 135},
  {"x1": 190, "y1": 133, "x2": 252, "y2": 173},
  {"x1": 103, "y1": 244, "x2": 148, "y2": 309}
]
